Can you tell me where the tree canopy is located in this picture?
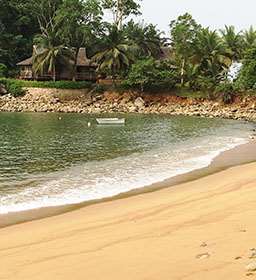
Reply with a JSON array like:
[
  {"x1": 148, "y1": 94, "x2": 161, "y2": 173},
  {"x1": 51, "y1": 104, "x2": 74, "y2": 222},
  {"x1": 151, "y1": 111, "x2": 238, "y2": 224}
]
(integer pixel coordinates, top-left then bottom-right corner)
[{"x1": 2, "y1": 1, "x2": 256, "y2": 93}]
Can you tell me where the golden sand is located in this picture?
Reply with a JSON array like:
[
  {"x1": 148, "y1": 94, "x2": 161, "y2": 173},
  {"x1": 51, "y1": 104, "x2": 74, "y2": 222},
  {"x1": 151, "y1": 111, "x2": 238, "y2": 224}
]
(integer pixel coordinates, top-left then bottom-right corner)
[{"x1": 1, "y1": 163, "x2": 256, "y2": 279}]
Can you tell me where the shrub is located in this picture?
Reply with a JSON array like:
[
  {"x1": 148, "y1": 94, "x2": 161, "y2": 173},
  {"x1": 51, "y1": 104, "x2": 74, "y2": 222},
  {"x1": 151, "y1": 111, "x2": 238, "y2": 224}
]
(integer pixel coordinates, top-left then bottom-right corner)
[
  {"x1": 235, "y1": 47, "x2": 256, "y2": 90},
  {"x1": 0, "y1": 64, "x2": 8, "y2": 78},
  {"x1": 0, "y1": 78, "x2": 25, "y2": 97},
  {"x1": 187, "y1": 75, "x2": 215, "y2": 92},
  {"x1": 10, "y1": 80, "x2": 93, "y2": 89},
  {"x1": 215, "y1": 82, "x2": 236, "y2": 104},
  {"x1": 123, "y1": 58, "x2": 179, "y2": 92}
]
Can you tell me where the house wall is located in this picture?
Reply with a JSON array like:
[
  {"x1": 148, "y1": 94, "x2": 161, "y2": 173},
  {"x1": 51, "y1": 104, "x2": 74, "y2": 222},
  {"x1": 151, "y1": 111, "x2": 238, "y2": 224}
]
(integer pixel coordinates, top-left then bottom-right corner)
[
  {"x1": 19, "y1": 66, "x2": 97, "y2": 82},
  {"x1": 19, "y1": 66, "x2": 33, "y2": 79}
]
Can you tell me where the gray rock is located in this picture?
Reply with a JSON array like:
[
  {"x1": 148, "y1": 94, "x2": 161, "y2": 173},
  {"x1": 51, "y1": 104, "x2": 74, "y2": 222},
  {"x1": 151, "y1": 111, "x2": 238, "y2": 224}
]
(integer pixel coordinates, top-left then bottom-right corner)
[
  {"x1": 0, "y1": 84, "x2": 7, "y2": 95},
  {"x1": 134, "y1": 97, "x2": 145, "y2": 109}
]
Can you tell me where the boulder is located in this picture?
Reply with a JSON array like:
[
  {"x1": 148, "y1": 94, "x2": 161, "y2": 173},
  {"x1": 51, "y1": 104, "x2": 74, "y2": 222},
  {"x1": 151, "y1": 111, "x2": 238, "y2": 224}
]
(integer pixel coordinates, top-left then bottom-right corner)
[
  {"x1": 0, "y1": 84, "x2": 7, "y2": 95},
  {"x1": 134, "y1": 97, "x2": 145, "y2": 109}
]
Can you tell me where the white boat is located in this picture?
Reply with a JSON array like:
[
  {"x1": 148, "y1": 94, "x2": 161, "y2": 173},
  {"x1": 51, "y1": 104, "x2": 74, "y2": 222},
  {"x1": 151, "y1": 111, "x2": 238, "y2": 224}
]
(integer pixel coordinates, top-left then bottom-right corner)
[{"x1": 96, "y1": 118, "x2": 126, "y2": 125}]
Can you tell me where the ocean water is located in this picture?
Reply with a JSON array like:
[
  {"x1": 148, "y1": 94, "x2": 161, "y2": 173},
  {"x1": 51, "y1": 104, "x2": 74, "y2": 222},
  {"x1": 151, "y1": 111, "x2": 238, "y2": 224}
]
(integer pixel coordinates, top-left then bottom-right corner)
[{"x1": 0, "y1": 112, "x2": 253, "y2": 214}]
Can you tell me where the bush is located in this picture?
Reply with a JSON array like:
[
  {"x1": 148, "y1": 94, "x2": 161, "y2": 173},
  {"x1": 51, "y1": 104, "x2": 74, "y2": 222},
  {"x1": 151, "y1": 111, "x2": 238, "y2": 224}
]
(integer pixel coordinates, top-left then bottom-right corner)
[
  {"x1": 187, "y1": 75, "x2": 215, "y2": 92},
  {"x1": 0, "y1": 78, "x2": 25, "y2": 97},
  {"x1": 123, "y1": 58, "x2": 179, "y2": 92},
  {"x1": 0, "y1": 64, "x2": 8, "y2": 78},
  {"x1": 215, "y1": 82, "x2": 236, "y2": 104},
  {"x1": 10, "y1": 80, "x2": 93, "y2": 89},
  {"x1": 235, "y1": 47, "x2": 256, "y2": 90}
]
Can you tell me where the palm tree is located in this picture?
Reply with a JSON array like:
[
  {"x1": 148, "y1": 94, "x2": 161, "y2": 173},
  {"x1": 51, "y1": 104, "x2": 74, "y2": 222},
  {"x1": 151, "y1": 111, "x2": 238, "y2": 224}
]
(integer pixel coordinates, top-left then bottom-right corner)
[
  {"x1": 92, "y1": 26, "x2": 136, "y2": 80},
  {"x1": 220, "y1": 25, "x2": 243, "y2": 61},
  {"x1": 124, "y1": 21, "x2": 164, "y2": 58},
  {"x1": 192, "y1": 28, "x2": 232, "y2": 80},
  {"x1": 242, "y1": 26, "x2": 256, "y2": 51},
  {"x1": 33, "y1": 33, "x2": 74, "y2": 81}
]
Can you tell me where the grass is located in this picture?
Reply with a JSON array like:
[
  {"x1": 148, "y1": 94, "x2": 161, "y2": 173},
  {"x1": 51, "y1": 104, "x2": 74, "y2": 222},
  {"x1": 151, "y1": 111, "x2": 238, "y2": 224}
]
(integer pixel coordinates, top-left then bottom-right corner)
[
  {"x1": 176, "y1": 90, "x2": 210, "y2": 99},
  {"x1": 5, "y1": 79, "x2": 93, "y2": 90}
]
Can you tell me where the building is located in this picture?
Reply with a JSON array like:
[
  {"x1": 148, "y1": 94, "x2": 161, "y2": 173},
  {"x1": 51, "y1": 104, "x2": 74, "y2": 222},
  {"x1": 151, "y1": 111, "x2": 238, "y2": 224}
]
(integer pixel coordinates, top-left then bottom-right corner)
[{"x1": 16, "y1": 48, "x2": 97, "y2": 82}]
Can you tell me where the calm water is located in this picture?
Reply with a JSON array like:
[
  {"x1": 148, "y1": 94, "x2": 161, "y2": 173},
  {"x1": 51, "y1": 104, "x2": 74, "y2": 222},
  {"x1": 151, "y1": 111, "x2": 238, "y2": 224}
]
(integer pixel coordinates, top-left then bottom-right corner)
[{"x1": 0, "y1": 112, "x2": 253, "y2": 214}]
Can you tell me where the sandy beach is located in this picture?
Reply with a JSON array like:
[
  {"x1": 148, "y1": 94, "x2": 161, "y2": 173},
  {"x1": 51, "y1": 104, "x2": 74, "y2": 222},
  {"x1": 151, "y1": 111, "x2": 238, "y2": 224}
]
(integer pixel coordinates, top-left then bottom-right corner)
[{"x1": 1, "y1": 162, "x2": 256, "y2": 280}]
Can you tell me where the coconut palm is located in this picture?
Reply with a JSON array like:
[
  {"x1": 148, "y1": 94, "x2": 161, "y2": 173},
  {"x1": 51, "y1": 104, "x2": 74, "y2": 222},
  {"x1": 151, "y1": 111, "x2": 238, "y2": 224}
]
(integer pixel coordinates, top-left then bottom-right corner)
[
  {"x1": 242, "y1": 26, "x2": 256, "y2": 51},
  {"x1": 192, "y1": 28, "x2": 232, "y2": 80},
  {"x1": 33, "y1": 33, "x2": 74, "y2": 81},
  {"x1": 92, "y1": 26, "x2": 136, "y2": 79},
  {"x1": 124, "y1": 21, "x2": 164, "y2": 58},
  {"x1": 220, "y1": 25, "x2": 243, "y2": 61}
]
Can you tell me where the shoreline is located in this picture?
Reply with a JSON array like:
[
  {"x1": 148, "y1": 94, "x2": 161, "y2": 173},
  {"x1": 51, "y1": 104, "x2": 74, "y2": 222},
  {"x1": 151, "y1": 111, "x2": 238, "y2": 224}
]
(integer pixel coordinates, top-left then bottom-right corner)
[
  {"x1": 0, "y1": 88, "x2": 256, "y2": 122},
  {"x1": 1, "y1": 162, "x2": 256, "y2": 279},
  {"x1": 1, "y1": 139, "x2": 256, "y2": 229}
]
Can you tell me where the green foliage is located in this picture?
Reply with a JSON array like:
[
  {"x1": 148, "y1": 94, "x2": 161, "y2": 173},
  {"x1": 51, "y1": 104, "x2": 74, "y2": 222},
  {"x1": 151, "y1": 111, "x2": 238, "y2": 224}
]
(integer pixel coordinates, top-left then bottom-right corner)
[
  {"x1": 186, "y1": 75, "x2": 215, "y2": 92},
  {"x1": 242, "y1": 26, "x2": 256, "y2": 52},
  {"x1": 2, "y1": 0, "x2": 256, "y2": 99},
  {"x1": 55, "y1": 0, "x2": 104, "y2": 55},
  {"x1": 92, "y1": 26, "x2": 136, "y2": 77},
  {"x1": 123, "y1": 58, "x2": 178, "y2": 92},
  {"x1": 0, "y1": 0, "x2": 40, "y2": 69},
  {"x1": 124, "y1": 20, "x2": 164, "y2": 58},
  {"x1": 215, "y1": 82, "x2": 234, "y2": 93},
  {"x1": 0, "y1": 64, "x2": 8, "y2": 77},
  {"x1": 92, "y1": 84, "x2": 107, "y2": 93},
  {"x1": 220, "y1": 25, "x2": 243, "y2": 61},
  {"x1": 6, "y1": 79, "x2": 92, "y2": 89},
  {"x1": 0, "y1": 78, "x2": 25, "y2": 97},
  {"x1": 170, "y1": 13, "x2": 201, "y2": 85},
  {"x1": 215, "y1": 82, "x2": 236, "y2": 104},
  {"x1": 192, "y1": 28, "x2": 232, "y2": 80},
  {"x1": 235, "y1": 47, "x2": 256, "y2": 90},
  {"x1": 102, "y1": 0, "x2": 141, "y2": 29},
  {"x1": 33, "y1": 43, "x2": 74, "y2": 81}
]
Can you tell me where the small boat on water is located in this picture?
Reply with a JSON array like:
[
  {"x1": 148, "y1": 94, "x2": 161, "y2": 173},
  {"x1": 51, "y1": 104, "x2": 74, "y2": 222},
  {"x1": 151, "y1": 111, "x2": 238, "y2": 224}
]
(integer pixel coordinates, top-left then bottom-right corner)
[{"x1": 96, "y1": 118, "x2": 126, "y2": 125}]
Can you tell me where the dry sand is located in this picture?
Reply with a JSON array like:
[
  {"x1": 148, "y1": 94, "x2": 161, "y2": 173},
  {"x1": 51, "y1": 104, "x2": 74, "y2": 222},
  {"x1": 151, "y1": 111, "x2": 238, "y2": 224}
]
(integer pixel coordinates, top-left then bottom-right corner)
[{"x1": 1, "y1": 163, "x2": 256, "y2": 280}]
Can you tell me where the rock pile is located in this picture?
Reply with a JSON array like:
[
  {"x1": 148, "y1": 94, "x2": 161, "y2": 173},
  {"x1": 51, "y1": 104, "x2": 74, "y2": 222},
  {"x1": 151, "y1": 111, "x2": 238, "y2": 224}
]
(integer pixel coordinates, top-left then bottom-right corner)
[{"x1": 0, "y1": 88, "x2": 256, "y2": 122}]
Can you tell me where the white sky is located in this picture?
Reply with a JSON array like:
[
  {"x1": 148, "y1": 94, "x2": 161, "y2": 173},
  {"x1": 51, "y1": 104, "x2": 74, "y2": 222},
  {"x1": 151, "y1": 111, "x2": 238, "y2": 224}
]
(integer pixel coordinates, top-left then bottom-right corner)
[{"x1": 136, "y1": 0, "x2": 256, "y2": 34}]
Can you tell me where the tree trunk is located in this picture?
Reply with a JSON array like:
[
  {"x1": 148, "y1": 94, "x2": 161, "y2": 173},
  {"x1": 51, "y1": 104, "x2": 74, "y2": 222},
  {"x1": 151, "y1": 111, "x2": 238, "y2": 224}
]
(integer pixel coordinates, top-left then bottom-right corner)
[
  {"x1": 53, "y1": 64, "x2": 56, "y2": 82},
  {"x1": 72, "y1": 49, "x2": 79, "y2": 81},
  {"x1": 181, "y1": 58, "x2": 185, "y2": 86},
  {"x1": 116, "y1": 0, "x2": 123, "y2": 30}
]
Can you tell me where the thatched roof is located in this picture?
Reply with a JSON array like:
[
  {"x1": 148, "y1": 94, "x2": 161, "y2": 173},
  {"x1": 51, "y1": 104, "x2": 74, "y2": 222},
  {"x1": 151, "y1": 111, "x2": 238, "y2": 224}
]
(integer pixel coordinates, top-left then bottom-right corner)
[
  {"x1": 17, "y1": 47, "x2": 96, "y2": 67},
  {"x1": 16, "y1": 57, "x2": 33, "y2": 66},
  {"x1": 76, "y1": 48, "x2": 97, "y2": 67}
]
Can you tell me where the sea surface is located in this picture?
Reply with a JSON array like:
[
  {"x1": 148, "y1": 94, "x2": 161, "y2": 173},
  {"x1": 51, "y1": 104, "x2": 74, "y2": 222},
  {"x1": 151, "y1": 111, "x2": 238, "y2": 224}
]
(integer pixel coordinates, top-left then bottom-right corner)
[{"x1": 0, "y1": 112, "x2": 253, "y2": 214}]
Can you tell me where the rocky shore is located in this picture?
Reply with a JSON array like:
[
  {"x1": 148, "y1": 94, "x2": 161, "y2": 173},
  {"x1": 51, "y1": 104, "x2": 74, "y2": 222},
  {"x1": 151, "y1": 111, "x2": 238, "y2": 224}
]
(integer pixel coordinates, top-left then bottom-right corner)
[{"x1": 1, "y1": 87, "x2": 256, "y2": 122}]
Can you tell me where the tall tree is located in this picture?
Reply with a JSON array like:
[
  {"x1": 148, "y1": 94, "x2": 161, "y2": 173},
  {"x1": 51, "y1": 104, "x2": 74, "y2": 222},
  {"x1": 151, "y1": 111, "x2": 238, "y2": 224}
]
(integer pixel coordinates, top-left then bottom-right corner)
[
  {"x1": 124, "y1": 20, "x2": 164, "y2": 58},
  {"x1": 102, "y1": 0, "x2": 141, "y2": 30},
  {"x1": 33, "y1": 36, "x2": 73, "y2": 81},
  {"x1": 55, "y1": 0, "x2": 104, "y2": 79},
  {"x1": 0, "y1": 0, "x2": 39, "y2": 69},
  {"x1": 170, "y1": 13, "x2": 201, "y2": 85},
  {"x1": 192, "y1": 28, "x2": 232, "y2": 81},
  {"x1": 220, "y1": 25, "x2": 243, "y2": 62},
  {"x1": 242, "y1": 26, "x2": 256, "y2": 52},
  {"x1": 29, "y1": 0, "x2": 63, "y2": 36},
  {"x1": 92, "y1": 25, "x2": 136, "y2": 79}
]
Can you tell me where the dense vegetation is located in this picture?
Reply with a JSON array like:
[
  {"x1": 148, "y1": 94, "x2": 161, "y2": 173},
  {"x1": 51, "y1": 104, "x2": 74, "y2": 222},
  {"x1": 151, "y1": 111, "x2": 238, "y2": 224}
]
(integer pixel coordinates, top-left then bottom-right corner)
[{"x1": 1, "y1": 0, "x2": 256, "y2": 95}]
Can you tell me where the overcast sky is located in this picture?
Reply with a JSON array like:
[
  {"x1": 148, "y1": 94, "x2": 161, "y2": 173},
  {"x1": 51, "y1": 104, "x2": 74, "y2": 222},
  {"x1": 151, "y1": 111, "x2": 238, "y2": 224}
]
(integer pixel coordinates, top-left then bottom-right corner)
[{"x1": 136, "y1": 0, "x2": 256, "y2": 34}]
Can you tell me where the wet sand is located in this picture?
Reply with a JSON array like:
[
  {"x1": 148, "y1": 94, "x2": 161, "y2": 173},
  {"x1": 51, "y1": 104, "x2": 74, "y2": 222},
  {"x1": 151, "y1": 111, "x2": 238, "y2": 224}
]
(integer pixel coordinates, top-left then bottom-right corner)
[{"x1": 1, "y1": 159, "x2": 256, "y2": 278}]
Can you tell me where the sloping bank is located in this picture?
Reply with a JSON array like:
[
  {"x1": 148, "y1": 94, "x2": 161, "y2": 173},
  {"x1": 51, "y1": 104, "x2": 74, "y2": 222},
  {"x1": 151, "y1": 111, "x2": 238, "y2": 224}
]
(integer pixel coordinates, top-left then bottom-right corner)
[{"x1": 0, "y1": 87, "x2": 256, "y2": 122}]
